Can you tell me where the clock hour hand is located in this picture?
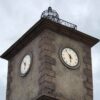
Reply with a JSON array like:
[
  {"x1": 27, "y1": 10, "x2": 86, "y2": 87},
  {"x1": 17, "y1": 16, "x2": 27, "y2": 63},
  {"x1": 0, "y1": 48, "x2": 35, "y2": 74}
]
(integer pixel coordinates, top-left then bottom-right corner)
[{"x1": 24, "y1": 62, "x2": 26, "y2": 66}]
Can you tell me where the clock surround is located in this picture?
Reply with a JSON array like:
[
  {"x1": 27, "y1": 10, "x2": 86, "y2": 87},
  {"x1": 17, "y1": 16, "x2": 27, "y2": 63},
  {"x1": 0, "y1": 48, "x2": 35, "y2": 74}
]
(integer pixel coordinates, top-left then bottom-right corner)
[
  {"x1": 59, "y1": 47, "x2": 80, "y2": 70},
  {"x1": 20, "y1": 52, "x2": 33, "y2": 77}
]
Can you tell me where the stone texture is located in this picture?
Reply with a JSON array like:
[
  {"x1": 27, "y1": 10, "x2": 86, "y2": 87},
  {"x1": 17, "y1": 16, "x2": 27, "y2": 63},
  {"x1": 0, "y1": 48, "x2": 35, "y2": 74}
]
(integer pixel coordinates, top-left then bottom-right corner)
[
  {"x1": 39, "y1": 69, "x2": 56, "y2": 78},
  {"x1": 38, "y1": 30, "x2": 56, "y2": 97},
  {"x1": 39, "y1": 55, "x2": 56, "y2": 65},
  {"x1": 39, "y1": 63, "x2": 52, "y2": 73}
]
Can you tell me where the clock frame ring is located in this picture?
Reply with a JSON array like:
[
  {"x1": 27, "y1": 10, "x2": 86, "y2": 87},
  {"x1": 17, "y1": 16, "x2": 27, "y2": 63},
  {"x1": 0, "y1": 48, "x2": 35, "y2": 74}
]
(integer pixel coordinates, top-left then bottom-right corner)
[
  {"x1": 59, "y1": 47, "x2": 80, "y2": 70},
  {"x1": 20, "y1": 52, "x2": 33, "y2": 77}
]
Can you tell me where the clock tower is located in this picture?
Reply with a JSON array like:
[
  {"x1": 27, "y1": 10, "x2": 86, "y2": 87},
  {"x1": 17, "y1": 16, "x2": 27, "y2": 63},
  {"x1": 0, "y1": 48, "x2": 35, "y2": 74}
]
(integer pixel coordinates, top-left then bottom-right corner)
[{"x1": 1, "y1": 7, "x2": 99, "y2": 100}]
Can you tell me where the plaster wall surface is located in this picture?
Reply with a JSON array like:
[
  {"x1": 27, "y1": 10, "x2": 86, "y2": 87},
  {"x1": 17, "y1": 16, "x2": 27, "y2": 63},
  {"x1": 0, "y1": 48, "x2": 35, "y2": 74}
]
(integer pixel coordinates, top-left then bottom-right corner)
[
  {"x1": 7, "y1": 29, "x2": 92, "y2": 100},
  {"x1": 8, "y1": 35, "x2": 40, "y2": 100},
  {"x1": 51, "y1": 31, "x2": 91, "y2": 100}
]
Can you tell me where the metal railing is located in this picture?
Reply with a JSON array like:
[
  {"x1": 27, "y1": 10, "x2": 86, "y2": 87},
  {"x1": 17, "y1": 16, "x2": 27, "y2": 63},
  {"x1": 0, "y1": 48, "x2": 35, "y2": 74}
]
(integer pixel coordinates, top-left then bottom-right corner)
[{"x1": 41, "y1": 7, "x2": 77, "y2": 29}]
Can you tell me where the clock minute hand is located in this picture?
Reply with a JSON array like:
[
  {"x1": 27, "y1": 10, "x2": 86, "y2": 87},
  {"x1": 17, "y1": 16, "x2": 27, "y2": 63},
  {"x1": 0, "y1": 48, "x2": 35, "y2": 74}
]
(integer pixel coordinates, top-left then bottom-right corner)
[{"x1": 67, "y1": 52, "x2": 72, "y2": 62}]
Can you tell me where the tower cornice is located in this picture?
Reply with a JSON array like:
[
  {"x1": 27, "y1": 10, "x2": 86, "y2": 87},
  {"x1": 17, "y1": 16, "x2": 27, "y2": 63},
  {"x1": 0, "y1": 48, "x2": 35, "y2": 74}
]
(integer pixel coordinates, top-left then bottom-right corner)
[{"x1": 1, "y1": 18, "x2": 99, "y2": 60}]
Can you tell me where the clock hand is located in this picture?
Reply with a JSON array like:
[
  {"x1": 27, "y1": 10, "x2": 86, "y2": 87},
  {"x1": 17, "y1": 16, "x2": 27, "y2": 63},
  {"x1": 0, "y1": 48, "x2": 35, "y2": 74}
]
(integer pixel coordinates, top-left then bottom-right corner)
[
  {"x1": 69, "y1": 54, "x2": 72, "y2": 63},
  {"x1": 66, "y1": 51, "x2": 72, "y2": 62},
  {"x1": 24, "y1": 62, "x2": 26, "y2": 66}
]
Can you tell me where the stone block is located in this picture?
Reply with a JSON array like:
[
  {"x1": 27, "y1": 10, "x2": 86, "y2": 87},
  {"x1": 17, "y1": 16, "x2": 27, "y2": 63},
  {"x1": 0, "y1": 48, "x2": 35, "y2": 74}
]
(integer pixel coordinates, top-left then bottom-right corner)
[
  {"x1": 39, "y1": 43, "x2": 55, "y2": 53},
  {"x1": 39, "y1": 74, "x2": 55, "y2": 85},
  {"x1": 84, "y1": 82, "x2": 93, "y2": 90},
  {"x1": 39, "y1": 69, "x2": 56, "y2": 78},
  {"x1": 39, "y1": 55, "x2": 56, "y2": 65},
  {"x1": 39, "y1": 63, "x2": 52, "y2": 73}
]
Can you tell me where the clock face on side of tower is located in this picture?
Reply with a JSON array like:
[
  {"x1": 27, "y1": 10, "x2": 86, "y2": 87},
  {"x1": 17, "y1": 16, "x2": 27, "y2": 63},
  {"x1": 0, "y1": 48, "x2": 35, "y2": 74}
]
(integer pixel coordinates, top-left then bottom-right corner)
[
  {"x1": 59, "y1": 47, "x2": 79, "y2": 69},
  {"x1": 20, "y1": 54, "x2": 32, "y2": 76}
]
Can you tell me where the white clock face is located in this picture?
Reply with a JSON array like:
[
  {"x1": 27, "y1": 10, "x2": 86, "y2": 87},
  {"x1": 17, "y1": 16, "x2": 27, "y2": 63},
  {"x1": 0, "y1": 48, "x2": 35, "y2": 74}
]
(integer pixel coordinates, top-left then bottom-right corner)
[
  {"x1": 61, "y1": 48, "x2": 79, "y2": 69},
  {"x1": 20, "y1": 54, "x2": 31, "y2": 76}
]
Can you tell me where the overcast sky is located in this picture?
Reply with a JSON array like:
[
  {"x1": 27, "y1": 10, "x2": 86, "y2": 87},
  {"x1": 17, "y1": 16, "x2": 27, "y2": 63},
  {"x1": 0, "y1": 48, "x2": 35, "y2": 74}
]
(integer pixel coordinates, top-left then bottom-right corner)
[{"x1": 0, "y1": 0, "x2": 100, "y2": 100}]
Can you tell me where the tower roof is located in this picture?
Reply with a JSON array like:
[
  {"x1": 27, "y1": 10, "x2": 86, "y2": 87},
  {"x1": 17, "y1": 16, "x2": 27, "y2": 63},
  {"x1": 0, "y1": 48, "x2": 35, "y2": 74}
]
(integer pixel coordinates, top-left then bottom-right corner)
[
  {"x1": 41, "y1": 7, "x2": 77, "y2": 29},
  {"x1": 1, "y1": 8, "x2": 99, "y2": 60}
]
